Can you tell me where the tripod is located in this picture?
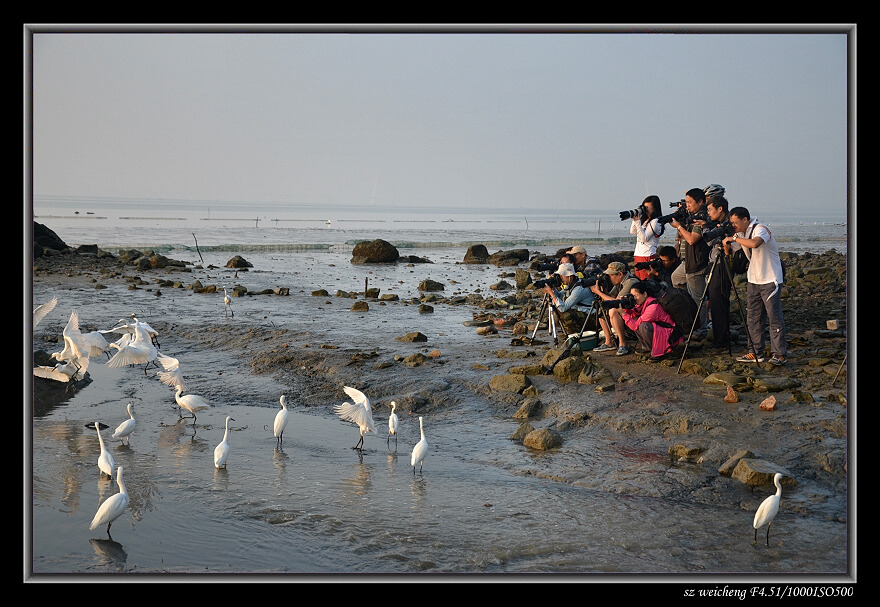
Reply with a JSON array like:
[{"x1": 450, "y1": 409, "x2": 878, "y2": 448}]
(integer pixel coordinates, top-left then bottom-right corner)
[
  {"x1": 530, "y1": 293, "x2": 568, "y2": 347},
  {"x1": 676, "y1": 244, "x2": 756, "y2": 373},
  {"x1": 543, "y1": 295, "x2": 607, "y2": 374}
]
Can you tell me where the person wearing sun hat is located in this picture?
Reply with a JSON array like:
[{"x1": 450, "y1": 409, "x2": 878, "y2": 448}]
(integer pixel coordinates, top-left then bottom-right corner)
[
  {"x1": 540, "y1": 262, "x2": 594, "y2": 335},
  {"x1": 589, "y1": 261, "x2": 640, "y2": 356},
  {"x1": 565, "y1": 245, "x2": 601, "y2": 278}
]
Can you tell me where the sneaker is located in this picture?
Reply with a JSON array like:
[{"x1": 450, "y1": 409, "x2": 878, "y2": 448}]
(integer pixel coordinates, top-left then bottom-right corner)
[
  {"x1": 594, "y1": 343, "x2": 616, "y2": 353},
  {"x1": 616, "y1": 345, "x2": 632, "y2": 356},
  {"x1": 736, "y1": 352, "x2": 765, "y2": 363},
  {"x1": 769, "y1": 355, "x2": 787, "y2": 366}
]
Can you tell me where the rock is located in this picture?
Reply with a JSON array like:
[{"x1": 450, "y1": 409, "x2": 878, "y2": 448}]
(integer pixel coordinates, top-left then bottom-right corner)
[
  {"x1": 463, "y1": 244, "x2": 489, "y2": 264},
  {"x1": 668, "y1": 443, "x2": 706, "y2": 461},
  {"x1": 515, "y1": 268, "x2": 532, "y2": 289},
  {"x1": 749, "y1": 376, "x2": 801, "y2": 392},
  {"x1": 523, "y1": 427, "x2": 562, "y2": 450},
  {"x1": 513, "y1": 398, "x2": 542, "y2": 419},
  {"x1": 312, "y1": 289, "x2": 329, "y2": 297},
  {"x1": 365, "y1": 288, "x2": 381, "y2": 298},
  {"x1": 476, "y1": 325, "x2": 498, "y2": 336},
  {"x1": 719, "y1": 449, "x2": 756, "y2": 476},
  {"x1": 489, "y1": 280, "x2": 512, "y2": 291},
  {"x1": 509, "y1": 422, "x2": 535, "y2": 441},
  {"x1": 487, "y1": 248, "x2": 530, "y2": 267},
  {"x1": 378, "y1": 293, "x2": 399, "y2": 301},
  {"x1": 350, "y1": 239, "x2": 399, "y2": 264},
  {"x1": 397, "y1": 331, "x2": 427, "y2": 343},
  {"x1": 552, "y1": 356, "x2": 586, "y2": 382},
  {"x1": 418, "y1": 279, "x2": 445, "y2": 292},
  {"x1": 759, "y1": 395, "x2": 777, "y2": 411},
  {"x1": 33, "y1": 222, "x2": 69, "y2": 254},
  {"x1": 350, "y1": 301, "x2": 369, "y2": 312},
  {"x1": 419, "y1": 304, "x2": 434, "y2": 314},
  {"x1": 731, "y1": 458, "x2": 795, "y2": 486},
  {"x1": 704, "y1": 372, "x2": 751, "y2": 391},
  {"x1": 402, "y1": 353, "x2": 428, "y2": 367},
  {"x1": 226, "y1": 255, "x2": 253, "y2": 269},
  {"x1": 489, "y1": 374, "x2": 531, "y2": 394},
  {"x1": 724, "y1": 385, "x2": 739, "y2": 403}
]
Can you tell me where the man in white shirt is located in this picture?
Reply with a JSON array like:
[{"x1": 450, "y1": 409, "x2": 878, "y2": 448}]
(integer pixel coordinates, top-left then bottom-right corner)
[{"x1": 723, "y1": 206, "x2": 788, "y2": 365}]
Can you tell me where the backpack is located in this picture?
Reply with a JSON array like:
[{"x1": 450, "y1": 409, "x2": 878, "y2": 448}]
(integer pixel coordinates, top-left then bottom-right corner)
[{"x1": 646, "y1": 285, "x2": 698, "y2": 343}]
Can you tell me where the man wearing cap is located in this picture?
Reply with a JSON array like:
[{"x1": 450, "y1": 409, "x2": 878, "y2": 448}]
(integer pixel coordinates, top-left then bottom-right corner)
[
  {"x1": 589, "y1": 261, "x2": 640, "y2": 356},
  {"x1": 566, "y1": 245, "x2": 602, "y2": 278},
  {"x1": 541, "y1": 262, "x2": 594, "y2": 335}
]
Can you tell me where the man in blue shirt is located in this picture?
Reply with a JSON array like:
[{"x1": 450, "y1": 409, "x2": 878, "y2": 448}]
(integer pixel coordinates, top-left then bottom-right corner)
[{"x1": 541, "y1": 262, "x2": 594, "y2": 335}]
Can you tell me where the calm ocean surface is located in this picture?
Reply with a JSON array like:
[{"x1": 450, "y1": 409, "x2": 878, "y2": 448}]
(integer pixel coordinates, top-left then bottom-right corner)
[{"x1": 32, "y1": 195, "x2": 849, "y2": 258}]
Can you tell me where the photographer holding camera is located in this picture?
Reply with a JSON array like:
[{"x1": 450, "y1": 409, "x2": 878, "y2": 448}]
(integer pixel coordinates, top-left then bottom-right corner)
[
  {"x1": 637, "y1": 245, "x2": 681, "y2": 286},
  {"x1": 590, "y1": 261, "x2": 639, "y2": 356},
  {"x1": 539, "y1": 262, "x2": 594, "y2": 335},
  {"x1": 668, "y1": 187, "x2": 711, "y2": 340},
  {"x1": 723, "y1": 206, "x2": 788, "y2": 366},
  {"x1": 621, "y1": 196, "x2": 664, "y2": 280},
  {"x1": 565, "y1": 245, "x2": 602, "y2": 279},
  {"x1": 696, "y1": 192, "x2": 734, "y2": 350},
  {"x1": 620, "y1": 281, "x2": 685, "y2": 361}
]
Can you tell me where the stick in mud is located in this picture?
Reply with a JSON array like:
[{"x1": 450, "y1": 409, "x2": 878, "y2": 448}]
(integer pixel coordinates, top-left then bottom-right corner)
[{"x1": 192, "y1": 233, "x2": 204, "y2": 264}]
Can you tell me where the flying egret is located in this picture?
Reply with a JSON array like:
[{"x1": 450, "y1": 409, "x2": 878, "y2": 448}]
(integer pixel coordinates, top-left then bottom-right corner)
[
  {"x1": 387, "y1": 401, "x2": 399, "y2": 447},
  {"x1": 274, "y1": 395, "x2": 290, "y2": 446},
  {"x1": 214, "y1": 416, "x2": 235, "y2": 468},
  {"x1": 81, "y1": 329, "x2": 112, "y2": 359},
  {"x1": 33, "y1": 296, "x2": 58, "y2": 327},
  {"x1": 95, "y1": 421, "x2": 115, "y2": 478},
  {"x1": 33, "y1": 355, "x2": 90, "y2": 390},
  {"x1": 111, "y1": 403, "x2": 136, "y2": 445},
  {"x1": 410, "y1": 416, "x2": 428, "y2": 475},
  {"x1": 174, "y1": 385, "x2": 212, "y2": 423},
  {"x1": 89, "y1": 465, "x2": 129, "y2": 536},
  {"x1": 224, "y1": 289, "x2": 234, "y2": 317},
  {"x1": 50, "y1": 309, "x2": 90, "y2": 369},
  {"x1": 106, "y1": 320, "x2": 158, "y2": 374},
  {"x1": 753, "y1": 472, "x2": 785, "y2": 545},
  {"x1": 156, "y1": 352, "x2": 187, "y2": 392},
  {"x1": 333, "y1": 386, "x2": 376, "y2": 450}
]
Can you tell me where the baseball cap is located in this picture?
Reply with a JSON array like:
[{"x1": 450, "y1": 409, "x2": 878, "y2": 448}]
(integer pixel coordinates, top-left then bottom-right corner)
[
  {"x1": 555, "y1": 263, "x2": 576, "y2": 277},
  {"x1": 566, "y1": 245, "x2": 587, "y2": 255},
  {"x1": 603, "y1": 261, "x2": 626, "y2": 275}
]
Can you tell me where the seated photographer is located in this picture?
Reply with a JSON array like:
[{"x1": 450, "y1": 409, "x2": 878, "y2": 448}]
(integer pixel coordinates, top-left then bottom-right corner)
[
  {"x1": 589, "y1": 261, "x2": 639, "y2": 356},
  {"x1": 540, "y1": 262, "x2": 594, "y2": 335},
  {"x1": 565, "y1": 245, "x2": 602, "y2": 278},
  {"x1": 643, "y1": 245, "x2": 681, "y2": 286},
  {"x1": 620, "y1": 281, "x2": 684, "y2": 360}
]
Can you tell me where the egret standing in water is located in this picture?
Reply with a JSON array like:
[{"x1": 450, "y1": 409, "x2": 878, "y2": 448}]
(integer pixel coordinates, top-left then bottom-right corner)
[
  {"x1": 387, "y1": 401, "x2": 399, "y2": 447},
  {"x1": 410, "y1": 416, "x2": 428, "y2": 475},
  {"x1": 214, "y1": 416, "x2": 235, "y2": 469},
  {"x1": 174, "y1": 385, "x2": 212, "y2": 423},
  {"x1": 753, "y1": 472, "x2": 785, "y2": 545},
  {"x1": 333, "y1": 386, "x2": 376, "y2": 451},
  {"x1": 111, "y1": 403, "x2": 136, "y2": 445},
  {"x1": 274, "y1": 395, "x2": 290, "y2": 446},
  {"x1": 89, "y1": 465, "x2": 129, "y2": 537},
  {"x1": 95, "y1": 421, "x2": 115, "y2": 478},
  {"x1": 224, "y1": 288, "x2": 234, "y2": 317}
]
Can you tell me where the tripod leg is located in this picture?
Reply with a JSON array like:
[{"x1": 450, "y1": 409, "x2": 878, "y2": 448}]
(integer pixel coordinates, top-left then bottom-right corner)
[
  {"x1": 531, "y1": 295, "x2": 549, "y2": 340},
  {"x1": 677, "y1": 256, "x2": 716, "y2": 374}
]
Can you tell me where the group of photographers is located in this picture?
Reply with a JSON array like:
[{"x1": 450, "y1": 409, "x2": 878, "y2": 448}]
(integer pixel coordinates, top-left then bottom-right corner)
[{"x1": 537, "y1": 183, "x2": 787, "y2": 365}]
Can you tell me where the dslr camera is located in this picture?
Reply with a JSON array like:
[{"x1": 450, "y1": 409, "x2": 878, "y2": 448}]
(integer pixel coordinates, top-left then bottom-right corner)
[
  {"x1": 582, "y1": 272, "x2": 612, "y2": 294},
  {"x1": 634, "y1": 259, "x2": 664, "y2": 272},
  {"x1": 533, "y1": 274, "x2": 563, "y2": 290},
  {"x1": 619, "y1": 204, "x2": 647, "y2": 222},
  {"x1": 701, "y1": 219, "x2": 736, "y2": 245},
  {"x1": 601, "y1": 293, "x2": 636, "y2": 310}
]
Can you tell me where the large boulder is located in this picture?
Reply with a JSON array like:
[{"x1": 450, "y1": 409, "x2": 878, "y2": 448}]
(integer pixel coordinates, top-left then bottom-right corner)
[
  {"x1": 33, "y1": 222, "x2": 69, "y2": 256},
  {"x1": 463, "y1": 244, "x2": 489, "y2": 264},
  {"x1": 351, "y1": 239, "x2": 399, "y2": 264}
]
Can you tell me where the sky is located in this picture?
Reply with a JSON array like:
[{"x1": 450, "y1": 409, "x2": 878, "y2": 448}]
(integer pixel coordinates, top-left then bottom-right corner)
[{"x1": 28, "y1": 25, "x2": 852, "y2": 216}]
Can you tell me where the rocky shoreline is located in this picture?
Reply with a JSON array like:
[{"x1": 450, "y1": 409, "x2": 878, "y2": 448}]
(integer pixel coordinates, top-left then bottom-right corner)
[{"x1": 31, "y1": 226, "x2": 850, "y2": 525}]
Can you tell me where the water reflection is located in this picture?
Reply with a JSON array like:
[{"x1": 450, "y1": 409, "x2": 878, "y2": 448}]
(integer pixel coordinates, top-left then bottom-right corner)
[
  {"x1": 89, "y1": 536, "x2": 128, "y2": 566},
  {"x1": 213, "y1": 466, "x2": 229, "y2": 490},
  {"x1": 410, "y1": 475, "x2": 427, "y2": 502}
]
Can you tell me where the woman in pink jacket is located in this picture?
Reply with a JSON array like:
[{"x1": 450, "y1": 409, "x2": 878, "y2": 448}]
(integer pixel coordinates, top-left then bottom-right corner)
[{"x1": 621, "y1": 282, "x2": 683, "y2": 360}]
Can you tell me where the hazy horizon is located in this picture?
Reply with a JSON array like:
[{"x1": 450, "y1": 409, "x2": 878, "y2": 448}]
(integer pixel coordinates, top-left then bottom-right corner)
[{"x1": 28, "y1": 25, "x2": 852, "y2": 217}]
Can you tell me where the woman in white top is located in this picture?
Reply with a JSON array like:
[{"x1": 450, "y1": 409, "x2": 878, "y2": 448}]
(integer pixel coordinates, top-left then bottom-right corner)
[{"x1": 630, "y1": 195, "x2": 664, "y2": 280}]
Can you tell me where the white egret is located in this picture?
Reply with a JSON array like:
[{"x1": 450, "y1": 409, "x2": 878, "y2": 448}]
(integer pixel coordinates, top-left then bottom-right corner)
[
  {"x1": 333, "y1": 386, "x2": 376, "y2": 450},
  {"x1": 81, "y1": 329, "x2": 112, "y2": 359},
  {"x1": 274, "y1": 395, "x2": 290, "y2": 445},
  {"x1": 33, "y1": 296, "x2": 58, "y2": 327},
  {"x1": 224, "y1": 289, "x2": 234, "y2": 317},
  {"x1": 387, "y1": 401, "x2": 399, "y2": 447},
  {"x1": 111, "y1": 403, "x2": 136, "y2": 445},
  {"x1": 174, "y1": 385, "x2": 212, "y2": 423},
  {"x1": 50, "y1": 309, "x2": 90, "y2": 369},
  {"x1": 106, "y1": 320, "x2": 158, "y2": 374},
  {"x1": 89, "y1": 465, "x2": 129, "y2": 536},
  {"x1": 753, "y1": 472, "x2": 784, "y2": 545},
  {"x1": 156, "y1": 352, "x2": 187, "y2": 391},
  {"x1": 95, "y1": 421, "x2": 115, "y2": 478},
  {"x1": 214, "y1": 416, "x2": 235, "y2": 468},
  {"x1": 410, "y1": 416, "x2": 428, "y2": 475},
  {"x1": 33, "y1": 355, "x2": 90, "y2": 389}
]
